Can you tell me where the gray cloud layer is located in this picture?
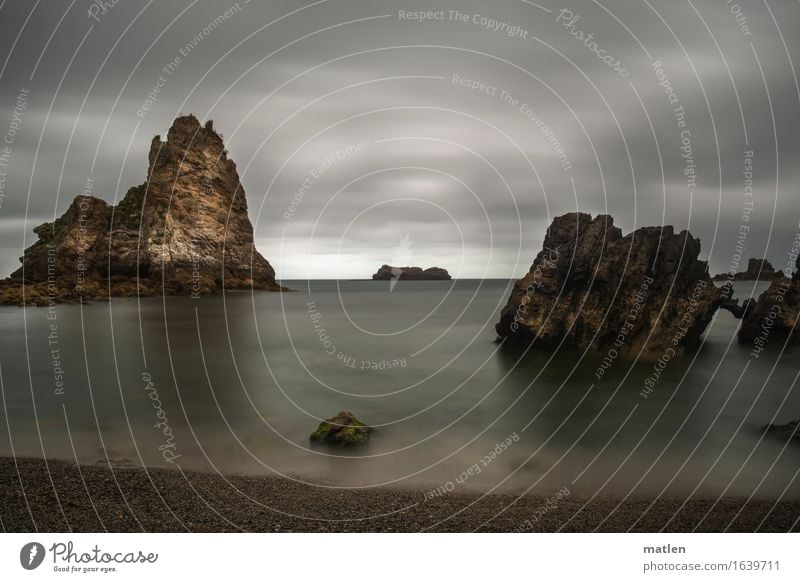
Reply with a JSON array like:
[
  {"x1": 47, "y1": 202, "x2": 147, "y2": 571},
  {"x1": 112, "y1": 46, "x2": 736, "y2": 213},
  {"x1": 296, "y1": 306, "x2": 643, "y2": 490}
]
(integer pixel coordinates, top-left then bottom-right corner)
[{"x1": 0, "y1": 0, "x2": 798, "y2": 278}]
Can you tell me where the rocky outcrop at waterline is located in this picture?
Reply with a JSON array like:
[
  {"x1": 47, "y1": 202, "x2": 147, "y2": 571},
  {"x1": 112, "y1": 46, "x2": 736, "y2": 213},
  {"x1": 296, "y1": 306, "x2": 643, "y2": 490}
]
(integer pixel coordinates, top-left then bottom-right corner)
[
  {"x1": 761, "y1": 419, "x2": 800, "y2": 443},
  {"x1": 737, "y1": 257, "x2": 800, "y2": 350},
  {"x1": 372, "y1": 265, "x2": 451, "y2": 281},
  {"x1": 495, "y1": 213, "x2": 724, "y2": 359},
  {"x1": 0, "y1": 115, "x2": 282, "y2": 305},
  {"x1": 713, "y1": 258, "x2": 784, "y2": 282}
]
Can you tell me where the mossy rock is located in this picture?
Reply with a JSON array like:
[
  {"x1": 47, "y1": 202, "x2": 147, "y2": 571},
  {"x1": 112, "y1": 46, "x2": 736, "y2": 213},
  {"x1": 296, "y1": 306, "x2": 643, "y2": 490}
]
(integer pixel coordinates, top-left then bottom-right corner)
[{"x1": 310, "y1": 411, "x2": 372, "y2": 447}]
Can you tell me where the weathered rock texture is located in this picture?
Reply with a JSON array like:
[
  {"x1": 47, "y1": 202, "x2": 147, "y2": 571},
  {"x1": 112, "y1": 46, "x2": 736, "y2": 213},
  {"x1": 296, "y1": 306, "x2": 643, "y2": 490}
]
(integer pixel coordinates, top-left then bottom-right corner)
[
  {"x1": 738, "y1": 257, "x2": 800, "y2": 349},
  {"x1": 713, "y1": 258, "x2": 783, "y2": 281},
  {"x1": 309, "y1": 411, "x2": 372, "y2": 447},
  {"x1": 495, "y1": 213, "x2": 723, "y2": 358},
  {"x1": 372, "y1": 265, "x2": 451, "y2": 281},
  {"x1": 0, "y1": 115, "x2": 281, "y2": 305}
]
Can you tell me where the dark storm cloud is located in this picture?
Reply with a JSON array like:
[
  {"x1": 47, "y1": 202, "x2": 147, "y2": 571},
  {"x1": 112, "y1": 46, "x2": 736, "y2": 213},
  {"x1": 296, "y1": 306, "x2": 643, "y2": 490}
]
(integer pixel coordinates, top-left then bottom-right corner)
[{"x1": 0, "y1": 0, "x2": 798, "y2": 278}]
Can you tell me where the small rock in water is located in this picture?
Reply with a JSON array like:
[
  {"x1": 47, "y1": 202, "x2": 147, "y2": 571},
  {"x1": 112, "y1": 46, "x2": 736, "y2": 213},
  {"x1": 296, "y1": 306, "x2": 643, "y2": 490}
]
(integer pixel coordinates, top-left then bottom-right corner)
[
  {"x1": 310, "y1": 411, "x2": 373, "y2": 447},
  {"x1": 761, "y1": 420, "x2": 800, "y2": 442}
]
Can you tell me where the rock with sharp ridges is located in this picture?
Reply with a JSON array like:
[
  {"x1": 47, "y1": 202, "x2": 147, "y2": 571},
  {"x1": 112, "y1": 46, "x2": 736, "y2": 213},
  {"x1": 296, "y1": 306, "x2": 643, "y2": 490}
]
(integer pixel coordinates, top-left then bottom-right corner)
[
  {"x1": 738, "y1": 255, "x2": 800, "y2": 348},
  {"x1": 0, "y1": 114, "x2": 283, "y2": 305},
  {"x1": 494, "y1": 213, "x2": 722, "y2": 358}
]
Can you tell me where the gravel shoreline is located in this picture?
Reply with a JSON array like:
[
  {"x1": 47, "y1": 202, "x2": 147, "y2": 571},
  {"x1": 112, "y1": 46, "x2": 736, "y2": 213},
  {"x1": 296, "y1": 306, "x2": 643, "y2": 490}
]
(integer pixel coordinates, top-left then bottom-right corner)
[{"x1": 2, "y1": 457, "x2": 798, "y2": 532}]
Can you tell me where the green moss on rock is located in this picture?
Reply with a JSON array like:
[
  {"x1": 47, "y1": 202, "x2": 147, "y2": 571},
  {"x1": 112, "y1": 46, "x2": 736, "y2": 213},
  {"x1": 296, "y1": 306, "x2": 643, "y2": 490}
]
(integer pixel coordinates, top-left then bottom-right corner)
[{"x1": 310, "y1": 411, "x2": 372, "y2": 447}]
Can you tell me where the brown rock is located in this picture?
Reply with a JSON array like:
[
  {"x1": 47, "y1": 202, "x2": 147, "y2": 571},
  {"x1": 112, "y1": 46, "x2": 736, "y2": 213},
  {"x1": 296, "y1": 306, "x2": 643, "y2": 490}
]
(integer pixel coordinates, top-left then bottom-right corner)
[
  {"x1": 713, "y1": 258, "x2": 784, "y2": 282},
  {"x1": 738, "y1": 256, "x2": 800, "y2": 348},
  {"x1": 495, "y1": 213, "x2": 722, "y2": 358},
  {"x1": 1, "y1": 115, "x2": 283, "y2": 305}
]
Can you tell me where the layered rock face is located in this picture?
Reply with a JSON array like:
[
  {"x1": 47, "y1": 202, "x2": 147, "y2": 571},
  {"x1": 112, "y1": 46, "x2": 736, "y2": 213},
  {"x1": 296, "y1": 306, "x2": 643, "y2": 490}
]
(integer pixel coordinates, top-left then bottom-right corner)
[
  {"x1": 495, "y1": 213, "x2": 722, "y2": 358},
  {"x1": 1, "y1": 115, "x2": 281, "y2": 304},
  {"x1": 372, "y1": 265, "x2": 451, "y2": 281},
  {"x1": 713, "y1": 258, "x2": 783, "y2": 281},
  {"x1": 738, "y1": 257, "x2": 800, "y2": 349}
]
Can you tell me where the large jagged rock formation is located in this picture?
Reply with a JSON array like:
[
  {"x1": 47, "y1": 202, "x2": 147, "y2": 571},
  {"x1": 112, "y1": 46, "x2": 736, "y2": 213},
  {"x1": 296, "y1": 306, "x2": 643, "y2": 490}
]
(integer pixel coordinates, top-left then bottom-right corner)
[
  {"x1": 713, "y1": 258, "x2": 783, "y2": 282},
  {"x1": 738, "y1": 257, "x2": 800, "y2": 349},
  {"x1": 495, "y1": 213, "x2": 723, "y2": 358},
  {"x1": 372, "y1": 265, "x2": 451, "y2": 281},
  {"x1": 737, "y1": 259, "x2": 800, "y2": 438},
  {"x1": 0, "y1": 115, "x2": 281, "y2": 305}
]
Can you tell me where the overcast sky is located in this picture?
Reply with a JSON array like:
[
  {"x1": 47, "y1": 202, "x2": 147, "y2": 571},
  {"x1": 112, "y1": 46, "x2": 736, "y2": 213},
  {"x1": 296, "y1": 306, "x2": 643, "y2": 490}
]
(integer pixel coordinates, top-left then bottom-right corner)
[{"x1": 0, "y1": 0, "x2": 798, "y2": 279}]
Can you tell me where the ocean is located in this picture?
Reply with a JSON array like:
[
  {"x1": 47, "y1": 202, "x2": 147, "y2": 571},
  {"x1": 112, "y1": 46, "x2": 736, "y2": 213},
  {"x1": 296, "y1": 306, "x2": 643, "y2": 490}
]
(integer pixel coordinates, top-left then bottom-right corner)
[{"x1": 1, "y1": 279, "x2": 798, "y2": 500}]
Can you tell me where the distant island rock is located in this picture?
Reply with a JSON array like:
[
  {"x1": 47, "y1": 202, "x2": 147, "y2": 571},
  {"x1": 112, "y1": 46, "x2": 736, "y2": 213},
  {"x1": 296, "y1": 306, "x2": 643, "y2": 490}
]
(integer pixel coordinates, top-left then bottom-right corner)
[
  {"x1": 0, "y1": 115, "x2": 283, "y2": 305},
  {"x1": 372, "y1": 265, "x2": 451, "y2": 281},
  {"x1": 713, "y1": 258, "x2": 784, "y2": 282},
  {"x1": 495, "y1": 213, "x2": 726, "y2": 359}
]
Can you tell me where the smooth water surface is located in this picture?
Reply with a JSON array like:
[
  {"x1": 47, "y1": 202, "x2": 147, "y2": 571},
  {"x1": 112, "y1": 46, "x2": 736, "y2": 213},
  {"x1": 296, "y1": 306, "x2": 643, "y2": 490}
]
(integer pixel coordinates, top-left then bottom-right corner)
[{"x1": 1, "y1": 279, "x2": 798, "y2": 500}]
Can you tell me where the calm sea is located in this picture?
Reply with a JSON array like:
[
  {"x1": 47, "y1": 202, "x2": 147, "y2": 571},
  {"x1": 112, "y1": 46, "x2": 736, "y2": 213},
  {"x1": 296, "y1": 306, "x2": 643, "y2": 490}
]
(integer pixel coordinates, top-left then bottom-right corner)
[{"x1": 1, "y1": 279, "x2": 798, "y2": 499}]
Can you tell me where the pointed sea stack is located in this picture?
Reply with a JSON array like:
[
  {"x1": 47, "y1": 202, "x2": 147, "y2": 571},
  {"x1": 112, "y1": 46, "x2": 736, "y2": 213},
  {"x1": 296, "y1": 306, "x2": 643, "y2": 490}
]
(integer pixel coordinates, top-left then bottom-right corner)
[
  {"x1": 0, "y1": 115, "x2": 282, "y2": 305},
  {"x1": 495, "y1": 213, "x2": 722, "y2": 358}
]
